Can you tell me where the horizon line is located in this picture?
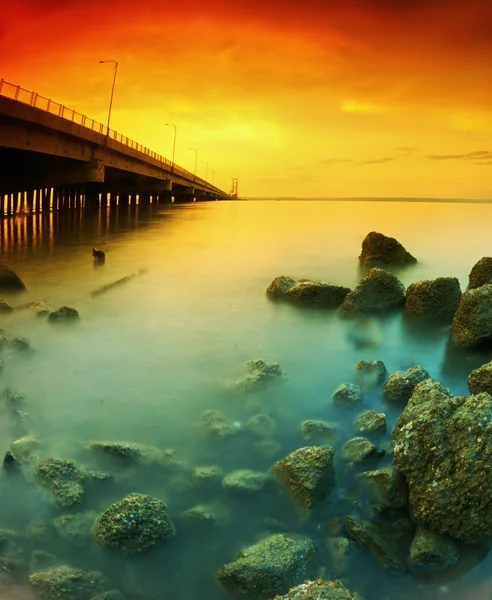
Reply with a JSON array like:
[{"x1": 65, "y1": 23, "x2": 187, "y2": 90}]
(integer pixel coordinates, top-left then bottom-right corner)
[{"x1": 241, "y1": 196, "x2": 492, "y2": 202}]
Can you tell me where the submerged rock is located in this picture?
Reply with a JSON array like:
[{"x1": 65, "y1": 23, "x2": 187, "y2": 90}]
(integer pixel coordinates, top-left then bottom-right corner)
[
  {"x1": 29, "y1": 550, "x2": 59, "y2": 573},
  {"x1": 193, "y1": 465, "x2": 223, "y2": 487},
  {"x1": 339, "y1": 268, "x2": 406, "y2": 316},
  {"x1": 91, "y1": 592, "x2": 127, "y2": 600},
  {"x1": 332, "y1": 384, "x2": 363, "y2": 406},
  {"x1": 47, "y1": 306, "x2": 80, "y2": 322},
  {"x1": 452, "y1": 285, "x2": 492, "y2": 348},
  {"x1": 405, "y1": 277, "x2": 461, "y2": 322},
  {"x1": 273, "y1": 579, "x2": 365, "y2": 600},
  {"x1": 88, "y1": 442, "x2": 143, "y2": 460},
  {"x1": 468, "y1": 257, "x2": 492, "y2": 290},
  {"x1": 247, "y1": 414, "x2": 277, "y2": 437},
  {"x1": 255, "y1": 439, "x2": 282, "y2": 459},
  {"x1": 272, "y1": 446, "x2": 336, "y2": 511},
  {"x1": 10, "y1": 338, "x2": 32, "y2": 352},
  {"x1": 201, "y1": 409, "x2": 241, "y2": 438},
  {"x1": 393, "y1": 378, "x2": 492, "y2": 543},
  {"x1": 235, "y1": 359, "x2": 285, "y2": 392},
  {"x1": 35, "y1": 458, "x2": 84, "y2": 507},
  {"x1": 28, "y1": 565, "x2": 106, "y2": 600},
  {"x1": 325, "y1": 537, "x2": 356, "y2": 578},
  {"x1": 181, "y1": 505, "x2": 216, "y2": 528},
  {"x1": 0, "y1": 266, "x2": 26, "y2": 291},
  {"x1": 266, "y1": 276, "x2": 298, "y2": 300},
  {"x1": 301, "y1": 420, "x2": 337, "y2": 442},
  {"x1": 10, "y1": 436, "x2": 38, "y2": 461},
  {"x1": 383, "y1": 365, "x2": 430, "y2": 403},
  {"x1": 346, "y1": 516, "x2": 406, "y2": 571},
  {"x1": 222, "y1": 469, "x2": 268, "y2": 494},
  {"x1": 340, "y1": 438, "x2": 384, "y2": 463},
  {"x1": 353, "y1": 410, "x2": 386, "y2": 434},
  {"x1": 0, "y1": 300, "x2": 13, "y2": 313},
  {"x1": 216, "y1": 533, "x2": 315, "y2": 599},
  {"x1": 29, "y1": 301, "x2": 52, "y2": 317},
  {"x1": 468, "y1": 361, "x2": 492, "y2": 395},
  {"x1": 287, "y1": 281, "x2": 350, "y2": 309},
  {"x1": 53, "y1": 511, "x2": 97, "y2": 548},
  {"x1": 355, "y1": 466, "x2": 407, "y2": 509},
  {"x1": 409, "y1": 525, "x2": 459, "y2": 571},
  {"x1": 353, "y1": 360, "x2": 387, "y2": 390},
  {"x1": 359, "y1": 231, "x2": 417, "y2": 267},
  {"x1": 93, "y1": 493, "x2": 173, "y2": 555}
]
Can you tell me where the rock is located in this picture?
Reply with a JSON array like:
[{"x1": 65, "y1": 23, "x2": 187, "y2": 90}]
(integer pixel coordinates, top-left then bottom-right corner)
[
  {"x1": 25, "y1": 520, "x2": 52, "y2": 542},
  {"x1": 409, "y1": 525, "x2": 459, "y2": 571},
  {"x1": 359, "y1": 231, "x2": 416, "y2": 267},
  {"x1": 272, "y1": 446, "x2": 336, "y2": 511},
  {"x1": 405, "y1": 277, "x2": 461, "y2": 321},
  {"x1": 468, "y1": 257, "x2": 492, "y2": 290},
  {"x1": 273, "y1": 579, "x2": 365, "y2": 600},
  {"x1": 247, "y1": 414, "x2": 276, "y2": 437},
  {"x1": 393, "y1": 378, "x2": 492, "y2": 542},
  {"x1": 53, "y1": 512, "x2": 97, "y2": 547},
  {"x1": 10, "y1": 436, "x2": 38, "y2": 461},
  {"x1": 3, "y1": 451, "x2": 17, "y2": 471},
  {"x1": 93, "y1": 493, "x2": 173, "y2": 555},
  {"x1": 29, "y1": 301, "x2": 52, "y2": 317},
  {"x1": 10, "y1": 338, "x2": 32, "y2": 352},
  {"x1": 181, "y1": 505, "x2": 216, "y2": 527},
  {"x1": 0, "y1": 300, "x2": 13, "y2": 313},
  {"x1": 353, "y1": 410, "x2": 386, "y2": 434},
  {"x1": 338, "y1": 268, "x2": 406, "y2": 315},
  {"x1": 47, "y1": 306, "x2": 80, "y2": 322},
  {"x1": 3, "y1": 388, "x2": 26, "y2": 410},
  {"x1": 287, "y1": 282, "x2": 350, "y2": 308},
  {"x1": 193, "y1": 465, "x2": 223, "y2": 487},
  {"x1": 216, "y1": 533, "x2": 315, "y2": 599},
  {"x1": 325, "y1": 537, "x2": 356, "y2": 578},
  {"x1": 0, "y1": 266, "x2": 26, "y2": 291},
  {"x1": 266, "y1": 276, "x2": 298, "y2": 300},
  {"x1": 35, "y1": 458, "x2": 84, "y2": 507},
  {"x1": 452, "y1": 284, "x2": 492, "y2": 348},
  {"x1": 383, "y1": 365, "x2": 430, "y2": 403},
  {"x1": 468, "y1": 361, "x2": 492, "y2": 395},
  {"x1": 235, "y1": 359, "x2": 285, "y2": 392},
  {"x1": 222, "y1": 470, "x2": 268, "y2": 494},
  {"x1": 29, "y1": 551, "x2": 59, "y2": 572},
  {"x1": 88, "y1": 442, "x2": 143, "y2": 460},
  {"x1": 346, "y1": 516, "x2": 406, "y2": 571},
  {"x1": 301, "y1": 420, "x2": 337, "y2": 442},
  {"x1": 332, "y1": 384, "x2": 363, "y2": 406},
  {"x1": 201, "y1": 409, "x2": 241, "y2": 438},
  {"x1": 340, "y1": 438, "x2": 384, "y2": 463},
  {"x1": 353, "y1": 360, "x2": 387, "y2": 390},
  {"x1": 91, "y1": 592, "x2": 127, "y2": 600},
  {"x1": 254, "y1": 439, "x2": 282, "y2": 459},
  {"x1": 355, "y1": 466, "x2": 407, "y2": 509},
  {"x1": 28, "y1": 565, "x2": 106, "y2": 600}
]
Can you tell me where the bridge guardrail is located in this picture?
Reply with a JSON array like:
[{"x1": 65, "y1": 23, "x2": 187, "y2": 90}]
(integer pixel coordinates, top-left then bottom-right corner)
[{"x1": 0, "y1": 79, "x2": 223, "y2": 193}]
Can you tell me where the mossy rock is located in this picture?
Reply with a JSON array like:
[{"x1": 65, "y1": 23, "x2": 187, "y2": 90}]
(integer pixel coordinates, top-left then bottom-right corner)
[
  {"x1": 468, "y1": 257, "x2": 492, "y2": 290},
  {"x1": 29, "y1": 565, "x2": 107, "y2": 600},
  {"x1": 405, "y1": 277, "x2": 461, "y2": 321},
  {"x1": 353, "y1": 410, "x2": 386, "y2": 434},
  {"x1": 273, "y1": 578, "x2": 366, "y2": 599},
  {"x1": 353, "y1": 360, "x2": 387, "y2": 390},
  {"x1": 301, "y1": 420, "x2": 337, "y2": 442},
  {"x1": 266, "y1": 276, "x2": 298, "y2": 300},
  {"x1": 340, "y1": 438, "x2": 384, "y2": 463},
  {"x1": 452, "y1": 284, "x2": 492, "y2": 348},
  {"x1": 468, "y1": 361, "x2": 492, "y2": 395},
  {"x1": 332, "y1": 384, "x2": 363, "y2": 406},
  {"x1": 346, "y1": 516, "x2": 406, "y2": 571},
  {"x1": 247, "y1": 414, "x2": 276, "y2": 437},
  {"x1": 359, "y1": 231, "x2": 416, "y2": 267},
  {"x1": 47, "y1": 306, "x2": 80, "y2": 322},
  {"x1": 222, "y1": 469, "x2": 268, "y2": 494},
  {"x1": 339, "y1": 268, "x2": 406, "y2": 315},
  {"x1": 383, "y1": 365, "x2": 430, "y2": 403},
  {"x1": 0, "y1": 265, "x2": 26, "y2": 291},
  {"x1": 409, "y1": 525, "x2": 459, "y2": 571},
  {"x1": 35, "y1": 458, "x2": 84, "y2": 507},
  {"x1": 287, "y1": 282, "x2": 350, "y2": 309}
]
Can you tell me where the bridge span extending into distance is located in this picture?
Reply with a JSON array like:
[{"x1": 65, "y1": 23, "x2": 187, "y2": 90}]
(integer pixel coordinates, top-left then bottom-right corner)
[{"x1": 0, "y1": 80, "x2": 232, "y2": 216}]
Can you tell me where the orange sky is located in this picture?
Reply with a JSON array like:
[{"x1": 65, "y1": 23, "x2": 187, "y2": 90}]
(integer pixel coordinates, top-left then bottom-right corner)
[{"x1": 1, "y1": 0, "x2": 491, "y2": 198}]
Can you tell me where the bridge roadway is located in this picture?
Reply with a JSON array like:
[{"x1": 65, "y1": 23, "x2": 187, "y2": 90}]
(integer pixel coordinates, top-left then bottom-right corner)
[{"x1": 0, "y1": 80, "x2": 229, "y2": 215}]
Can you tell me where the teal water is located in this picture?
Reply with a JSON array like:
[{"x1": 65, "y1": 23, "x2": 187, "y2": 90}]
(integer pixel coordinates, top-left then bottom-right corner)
[{"x1": 0, "y1": 199, "x2": 492, "y2": 599}]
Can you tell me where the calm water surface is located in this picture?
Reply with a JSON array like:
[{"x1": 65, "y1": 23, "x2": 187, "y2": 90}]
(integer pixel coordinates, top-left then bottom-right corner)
[{"x1": 1, "y1": 199, "x2": 492, "y2": 599}]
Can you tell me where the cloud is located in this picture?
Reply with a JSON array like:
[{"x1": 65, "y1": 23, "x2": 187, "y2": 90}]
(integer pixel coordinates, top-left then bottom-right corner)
[
  {"x1": 357, "y1": 157, "x2": 395, "y2": 165},
  {"x1": 321, "y1": 158, "x2": 354, "y2": 164},
  {"x1": 427, "y1": 151, "x2": 492, "y2": 161}
]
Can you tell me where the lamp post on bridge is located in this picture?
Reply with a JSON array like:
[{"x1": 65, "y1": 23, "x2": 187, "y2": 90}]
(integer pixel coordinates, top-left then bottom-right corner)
[
  {"x1": 189, "y1": 148, "x2": 198, "y2": 183},
  {"x1": 201, "y1": 160, "x2": 209, "y2": 183},
  {"x1": 99, "y1": 60, "x2": 118, "y2": 138},
  {"x1": 165, "y1": 123, "x2": 177, "y2": 173}
]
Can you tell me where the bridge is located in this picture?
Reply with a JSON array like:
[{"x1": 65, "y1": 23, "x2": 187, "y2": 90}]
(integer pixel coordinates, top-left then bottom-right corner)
[{"x1": 0, "y1": 80, "x2": 232, "y2": 216}]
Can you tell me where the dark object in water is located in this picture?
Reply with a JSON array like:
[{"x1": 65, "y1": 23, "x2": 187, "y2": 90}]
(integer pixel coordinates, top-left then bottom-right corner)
[
  {"x1": 91, "y1": 269, "x2": 147, "y2": 297},
  {"x1": 3, "y1": 451, "x2": 17, "y2": 470},
  {"x1": 92, "y1": 248, "x2": 106, "y2": 259}
]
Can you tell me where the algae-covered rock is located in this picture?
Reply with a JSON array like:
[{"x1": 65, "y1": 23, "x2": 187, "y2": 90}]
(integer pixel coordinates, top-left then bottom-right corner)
[
  {"x1": 47, "y1": 306, "x2": 80, "y2": 322},
  {"x1": 91, "y1": 592, "x2": 127, "y2": 600},
  {"x1": 338, "y1": 268, "x2": 406, "y2": 315},
  {"x1": 10, "y1": 338, "x2": 32, "y2": 352},
  {"x1": 29, "y1": 550, "x2": 59, "y2": 573},
  {"x1": 193, "y1": 465, "x2": 223, "y2": 487},
  {"x1": 266, "y1": 276, "x2": 298, "y2": 300},
  {"x1": 468, "y1": 257, "x2": 492, "y2": 290},
  {"x1": 273, "y1": 579, "x2": 365, "y2": 600},
  {"x1": 11, "y1": 436, "x2": 38, "y2": 461},
  {"x1": 452, "y1": 284, "x2": 492, "y2": 348},
  {"x1": 409, "y1": 525, "x2": 459, "y2": 571},
  {"x1": 468, "y1": 361, "x2": 492, "y2": 395},
  {"x1": 93, "y1": 493, "x2": 173, "y2": 555},
  {"x1": 272, "y1": 446, "x2": 335, "y2": 511},
  {"x1": 393, "y1": 378, "x2": 492, "y2": 542},
  {"x1": 216, "y1": 533, "x2": 315, "y2": 599},
  {"x1": 287, "y1": 282, "x2": 350, "y2": 309},
  {"x1": 325, "y1": 538, "x2": 356, "y2": 578},
  {"x1": 0, "y1": 265, "x2": 26, "y2": 291},
  {"x1": 35, "y1": 459, "x2": 84, "y2": 507},
  {"x1": 301, "y1": 420, "x2": 337, "y2": 442},
  {"x1": 53, "y1": 512, "x2": 97, "y2": 548},
  {"x1": 247, "y1": 414, "x2": 276, "y2": 437},
  {"x1": 88, "y1": 442, "x2": 143, "y2": 460},
  {"x1": 332, "y1": 384, "x2": 362, "y2": 406},
  {"x1": 353, "y1": 410, "x2": 386, "y2": 434},
  {"x1": 222, "y1": 470, "x2": 268, "y2": 494},
  {"x1": 383, "y1": 365, "x2": 430, "y2": 403},
  {"x1": 405, "y1": 277, "x2": 461, "y2": 321},
  {"x1": 340, "y1": 438, "x2": 384, "y2": 463},
  {"x1": 235, "y1": 359, "x2": 285, "y2": 392},
  {"x1": 28, "y1": 565, "x2": 106, "y2": 600},
  {"x1": 354, "y1": 360, "x2": 387, "y2": 390},
  {"x1": 359, "y1": 231, "x2": 416, "y2": 267},
  {"x1": 346, "y1": 516, "x2": 406, "y2": 571},
  {"x1": 355, "y1": 465, "x2": 407, "y2": 509},
  {"x1": 201, "y1": 409, "x2": 241, "y2": 438},
  {"x1": 181, "y1": 505, "x2": 216, "y2": 528}
]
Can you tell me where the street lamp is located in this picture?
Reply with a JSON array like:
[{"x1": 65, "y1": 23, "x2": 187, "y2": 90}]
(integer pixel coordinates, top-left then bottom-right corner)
[
  {"x1": 165, "y1": 123, "x2": 177, "y2": 172},
  {"x1": 189, "y1": 148, "x2": 198, "y2": 182},
  {"x1": 201, "y1": 160, "x2": 209, "y2": 182},
  {"x1": 99, "y1": 60, "x2": 118, "y2": 136}
]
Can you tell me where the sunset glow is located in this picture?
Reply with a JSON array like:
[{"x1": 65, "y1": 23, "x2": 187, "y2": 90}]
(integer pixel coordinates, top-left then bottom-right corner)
[{"x1": 2, "y1": 0, "x2": 491, "y2": 198}]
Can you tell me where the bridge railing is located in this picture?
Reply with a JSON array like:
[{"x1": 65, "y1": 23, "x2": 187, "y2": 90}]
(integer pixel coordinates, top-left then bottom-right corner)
[{"x1": 0, "y1": 79, "x2": 222, "y2": 192}]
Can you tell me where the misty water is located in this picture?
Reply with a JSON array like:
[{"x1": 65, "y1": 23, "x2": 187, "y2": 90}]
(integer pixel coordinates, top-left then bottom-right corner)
[{"x1": 1, "y1": 198, "x2": 492, "y2": 599}]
